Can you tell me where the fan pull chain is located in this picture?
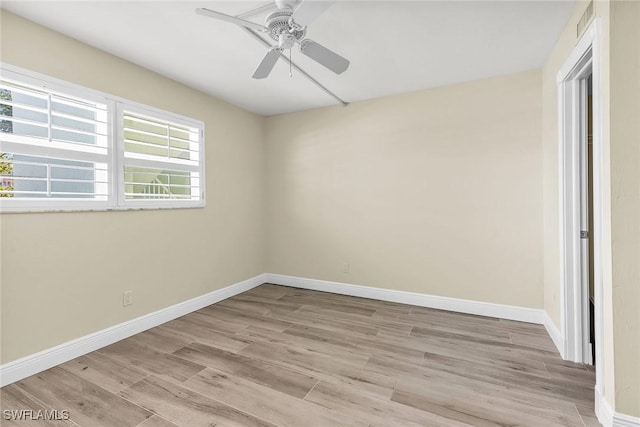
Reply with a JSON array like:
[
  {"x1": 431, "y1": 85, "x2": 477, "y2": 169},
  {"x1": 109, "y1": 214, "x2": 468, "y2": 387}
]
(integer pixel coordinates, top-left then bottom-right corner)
[{"x1": 289, "y1": 48, "x2": 293, "y2": 78}]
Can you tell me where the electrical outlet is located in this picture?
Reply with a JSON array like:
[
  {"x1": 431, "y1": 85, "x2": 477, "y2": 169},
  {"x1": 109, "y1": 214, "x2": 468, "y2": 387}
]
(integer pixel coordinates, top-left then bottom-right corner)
[
  {"x1": 123, "y1": 290, "x2": 133, "y2": 306},
  {"x1": 343, "y1": 263, "x2": 350, "y2": 273}
]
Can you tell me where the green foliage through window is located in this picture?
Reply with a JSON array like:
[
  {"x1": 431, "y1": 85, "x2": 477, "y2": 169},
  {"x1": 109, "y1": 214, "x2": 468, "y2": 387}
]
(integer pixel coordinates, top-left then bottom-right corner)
[{"x1": 0, "y1": 89, "x2": 14, "y2": 197}]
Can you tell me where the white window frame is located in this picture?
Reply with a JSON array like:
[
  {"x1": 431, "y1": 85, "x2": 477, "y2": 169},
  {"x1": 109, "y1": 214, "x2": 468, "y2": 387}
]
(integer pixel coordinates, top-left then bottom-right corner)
[
  {"x1": 0, "y1": 66, "x2": 115, "y2": 212},
  {"x1": 116, "y1": 101, "x2": 205, "y2": 210},
  {"x1": 0, "y1": 63, "x2": 205, "y2": 212}
]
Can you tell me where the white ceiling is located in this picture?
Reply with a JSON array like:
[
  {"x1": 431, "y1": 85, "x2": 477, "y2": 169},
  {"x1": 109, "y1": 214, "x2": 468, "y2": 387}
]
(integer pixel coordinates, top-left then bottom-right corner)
[{"x1": 2, "y1": 1, "x2": 576, "y2": 116}]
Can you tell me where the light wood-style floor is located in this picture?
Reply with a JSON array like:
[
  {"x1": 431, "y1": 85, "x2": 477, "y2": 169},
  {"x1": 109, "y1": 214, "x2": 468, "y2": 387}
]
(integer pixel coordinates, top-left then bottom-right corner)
[{"x1": 1, "y1": 284, "x2": 598, "y2": 427}]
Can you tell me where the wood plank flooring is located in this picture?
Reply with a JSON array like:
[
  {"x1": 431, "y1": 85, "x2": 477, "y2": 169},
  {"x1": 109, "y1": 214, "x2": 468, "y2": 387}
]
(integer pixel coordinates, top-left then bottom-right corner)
[{"x1": 1, "y1": 284, "x2": 597, "y2": 426}]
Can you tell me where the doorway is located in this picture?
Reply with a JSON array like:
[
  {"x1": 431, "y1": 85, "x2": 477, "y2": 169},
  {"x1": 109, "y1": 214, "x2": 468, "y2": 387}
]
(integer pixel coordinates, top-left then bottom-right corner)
[{"x1": 557, "y1": 20, "x2": 603, "y2": 389}]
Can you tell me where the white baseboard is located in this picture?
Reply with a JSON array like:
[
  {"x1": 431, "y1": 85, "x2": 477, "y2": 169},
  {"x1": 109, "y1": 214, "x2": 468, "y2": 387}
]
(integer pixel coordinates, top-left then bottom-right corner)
[
  {"x1": 264, "y1": 273, "x2": 544, "y2": 324},
  {"x1": 596, "y1": 385, "x2": 640, "y2": 427},
  {"x1": 542, "y1": 310, "x2": 565, "y2": 357},
  {"x1": 0, "y1": 273, "x2": 266, "y2": 387},
  {"x1": 615, "y1": 413, "x2": 640, "y2": 427}
]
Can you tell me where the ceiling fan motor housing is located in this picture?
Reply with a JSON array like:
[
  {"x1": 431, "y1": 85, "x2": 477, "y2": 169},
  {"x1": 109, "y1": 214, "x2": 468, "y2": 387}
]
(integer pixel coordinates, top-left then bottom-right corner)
[{"x1": 265, "y1": 9, "x2": 306, "y2": 44}]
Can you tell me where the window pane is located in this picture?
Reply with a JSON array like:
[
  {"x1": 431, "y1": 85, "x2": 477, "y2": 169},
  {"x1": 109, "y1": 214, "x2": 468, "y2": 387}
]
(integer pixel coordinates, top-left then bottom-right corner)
[
  {"x1": 51, "y1": 128, "x2": 97, "y2": 145},
  {"x1": 1, "y1": 84, "x2": 48, "y2": 140},
  {"x1": 1, "y1": 88, "x2": 48, "y2": 138},
  {"x1": 0, "y1": 153, "x2": 107, "y2": 199},
  {"x1": 124, "y1": 166, "x2": 199, "y2": 200},
  {"x1": 123, "y1": 112, "x2": 199, "y2": 163},
  {"x1": 50, "y1": 180, "x2": 96, "y2": 198},
  {"x1": 52, "y1": 114, "x2": 98, "y2": 134},
  {"x1": 0, "y1": 80, "x2": 107, "y2": 147},
  {"x1": 0, "y1": 84, "x2": 47, "y2": 110},
  {"x1": 52, "y1": 98, "x2": 97, "y2": 121},
  {"x1": 51, "y1": 96, "x2": 107, "y2": 146},
  {"x1": 3, "y1": 102, "x2": 47, "y2": 123},
  {"x1": 8, "y1": 121, "x2": 49, "y2": 139}
]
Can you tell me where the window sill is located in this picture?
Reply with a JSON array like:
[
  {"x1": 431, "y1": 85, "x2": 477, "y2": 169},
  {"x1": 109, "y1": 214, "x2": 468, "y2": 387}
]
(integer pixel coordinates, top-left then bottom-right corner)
[{"x1": 0, "y1": 202, "x2": 205, "y2": 214}]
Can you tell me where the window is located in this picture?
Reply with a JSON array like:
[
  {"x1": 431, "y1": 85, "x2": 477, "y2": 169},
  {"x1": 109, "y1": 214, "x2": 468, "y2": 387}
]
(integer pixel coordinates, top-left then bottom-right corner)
[
  {"x1": 0, "y1": 76, "x2": 110, "y2": 209},
  {"x1": 0, "y1": 65, "x2": 205, "y2": 212},
  {"x1": 120, "y1": 107, "x2": 202, "y2": 205}
]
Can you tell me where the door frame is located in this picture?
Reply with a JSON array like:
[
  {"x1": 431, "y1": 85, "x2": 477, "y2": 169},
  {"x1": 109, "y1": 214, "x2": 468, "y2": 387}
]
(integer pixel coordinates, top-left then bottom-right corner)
[{"x1": 557, "y1": 19, "x2": 603, "y2": 381}]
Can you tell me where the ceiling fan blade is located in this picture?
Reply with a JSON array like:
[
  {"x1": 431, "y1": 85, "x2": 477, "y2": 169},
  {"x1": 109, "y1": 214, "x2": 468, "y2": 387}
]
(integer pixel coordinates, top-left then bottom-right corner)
[
  {"x1": 195, "y1": 8, "x2": 268, "y2": 32},
  {"x1": 253, "y1": 48, "x2": 282, "y2": 79},
  {"x1": 291, "y1": 0, "x2": 333, "y2": 27},
  {"x1": 299, "y1": 39, "x2": 349, "y2": 74}
]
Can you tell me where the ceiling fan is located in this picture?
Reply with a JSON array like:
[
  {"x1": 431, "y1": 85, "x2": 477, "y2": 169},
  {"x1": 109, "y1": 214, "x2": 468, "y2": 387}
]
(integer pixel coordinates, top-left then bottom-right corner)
[{"x1": 196, "y1": 0, "x2": 350, "y2": 79}]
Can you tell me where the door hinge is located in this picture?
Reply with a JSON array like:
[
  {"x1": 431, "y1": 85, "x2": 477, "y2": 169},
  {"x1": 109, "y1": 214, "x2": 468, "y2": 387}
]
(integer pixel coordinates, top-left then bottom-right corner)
[{"x1": 581, "y1": 230, "x2": 589, "y2": 239}]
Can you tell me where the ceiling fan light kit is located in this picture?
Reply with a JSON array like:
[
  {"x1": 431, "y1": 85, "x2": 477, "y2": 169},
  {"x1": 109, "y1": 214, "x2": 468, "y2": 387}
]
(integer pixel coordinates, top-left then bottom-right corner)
[{"x1": 196, "y1": 0, "x2": 349, "y2": 105}]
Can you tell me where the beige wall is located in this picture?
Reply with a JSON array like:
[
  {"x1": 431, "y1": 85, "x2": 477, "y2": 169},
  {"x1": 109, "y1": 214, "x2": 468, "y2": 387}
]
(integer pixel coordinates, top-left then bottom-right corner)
[
  {"x1": 265, "y1": 70, "x2": 543, "y2": 308},
  {"x1": 0, "y1": 11, "x2": 265, "y2": 364},
  {"x1": 610, "y1": 0, "x2": 640, "y2": 417}
]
